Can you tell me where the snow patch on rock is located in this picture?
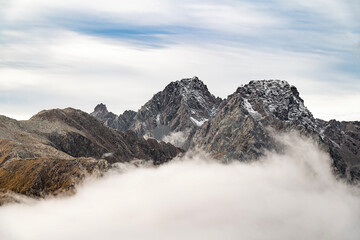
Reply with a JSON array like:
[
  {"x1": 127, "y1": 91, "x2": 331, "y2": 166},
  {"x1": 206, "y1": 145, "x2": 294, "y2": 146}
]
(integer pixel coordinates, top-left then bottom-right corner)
[
  {"x1": 190, "y1": 117, "x2": 207, "y2": 127},
  {"x1": 243, "y1": 99, "x2": 262, "y2": 119}
]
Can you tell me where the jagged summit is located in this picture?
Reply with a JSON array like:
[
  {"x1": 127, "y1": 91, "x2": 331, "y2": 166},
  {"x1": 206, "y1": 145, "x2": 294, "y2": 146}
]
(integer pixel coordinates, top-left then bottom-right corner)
[
  {"x1": 131, "y1": 76, "x2": 223, "y2": 146},
  {"x1": 163, "y1": 77, "x2": 211, "y2": 107},
  {"x1": 91, "y1": 103, "x2": 112, "y2": 119},
  {"x1": 173, "y1": 76, "x2": 209, "y2": 95},
  {"x1": 236, "y1": 79, "x2": 303, "y2": 104},
  {"x1": 234, "y1": 79, "x2": 316, "y2": 130},
  {"x1": 90, "y1": 104, "x2": 136, "y2": 131},
  {"x1": 94, "y1": 103, "x2": 108, "y2": 113}
]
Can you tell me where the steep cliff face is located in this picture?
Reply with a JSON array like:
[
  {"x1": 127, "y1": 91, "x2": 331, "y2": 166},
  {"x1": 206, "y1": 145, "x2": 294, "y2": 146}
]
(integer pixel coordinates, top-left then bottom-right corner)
[
  {"x1": 0, "y1": 108, "x2": 182, "y2": 202},
  {"x1": 92, "y1": 77, "x2": 223, "y2": 148},
  {"x1": 316, "y1": 119, "x2": 360, "y2": 179}
]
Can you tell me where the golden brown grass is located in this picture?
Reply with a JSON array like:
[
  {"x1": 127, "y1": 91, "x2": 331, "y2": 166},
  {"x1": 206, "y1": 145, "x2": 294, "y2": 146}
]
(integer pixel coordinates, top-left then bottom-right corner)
[{"x1": 0, "y1": 156, "x2": 104, "y2": 199}]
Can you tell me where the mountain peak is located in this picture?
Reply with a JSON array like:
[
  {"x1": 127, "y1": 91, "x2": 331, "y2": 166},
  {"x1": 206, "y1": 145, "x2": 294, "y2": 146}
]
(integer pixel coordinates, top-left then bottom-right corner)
[
  {"x1": 94, "y1": 103, "x2": 108, "y2": 113},
  {"x1": 178, "y1": 76, "x2": 201, "y2": 85},
  {"x1": 236, "y1": 79, "x2": 304, "y2": 102},
  {"x1": 163, "y1": 76, "x2": 208, "y2": 96},
  {"x1": 234, "y1": 79, "x2": 315, "y2": 130},
  {"x1": 91, "y1": 103, "x2": 114, "y2": 122},
  {"x1": 91, "y1": 77, "x2": 223, "y2": 148},
  {"x1": 132, "y1": 77, "x2": 222, "y2": 137},
  {"x1": 178, "y1": 76, "x2": 207, "y2": 92}
]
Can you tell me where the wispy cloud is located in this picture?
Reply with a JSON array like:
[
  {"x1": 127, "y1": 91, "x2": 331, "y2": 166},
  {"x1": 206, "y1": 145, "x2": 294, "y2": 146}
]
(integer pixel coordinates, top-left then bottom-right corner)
[{"x1": 0, "y1": 0, "x2": 359, "y2": 120}]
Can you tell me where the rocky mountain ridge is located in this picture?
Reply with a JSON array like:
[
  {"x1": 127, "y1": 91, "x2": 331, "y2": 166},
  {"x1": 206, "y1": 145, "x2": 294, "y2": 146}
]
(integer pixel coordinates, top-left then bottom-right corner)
[
  {"x1": 94, "y1": 78, "x2": 360, "y2": 180},
  {"x1": 0, "y1": 108, "x2": 182, "y2": 204},
  {"x1": 1, "y1": 77, "x2": 359, "y2": 204},
  {"x1": 91, "y1": 77, "x2": 223, "y2": 148}
]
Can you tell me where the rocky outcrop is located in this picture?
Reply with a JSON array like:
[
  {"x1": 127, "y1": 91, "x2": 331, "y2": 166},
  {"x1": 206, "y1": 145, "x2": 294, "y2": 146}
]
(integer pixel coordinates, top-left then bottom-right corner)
[{"x1": 0, "y1": 108, "x2": 182, "y2": 203}]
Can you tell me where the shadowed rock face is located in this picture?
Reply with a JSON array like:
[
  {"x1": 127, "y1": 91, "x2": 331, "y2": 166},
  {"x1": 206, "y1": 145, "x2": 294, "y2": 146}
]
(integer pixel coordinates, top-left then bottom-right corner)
[
  {"x1": 316, "y1": 119, "x2": 360, "y2": 179},
  {"x1": 91, "y1": 77, "x2": 223, "y2": 149},
  {"x1": 0, "y1": 108, "x2": 182, "y2": 203}
]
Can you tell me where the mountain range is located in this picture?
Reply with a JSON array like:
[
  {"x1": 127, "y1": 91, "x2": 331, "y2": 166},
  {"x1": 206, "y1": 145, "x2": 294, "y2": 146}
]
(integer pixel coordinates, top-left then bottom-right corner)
[
  {"x1": 1, "y1": 77, "x2": 359, "y2": 204},
  {"x1": 92, "y1": 77, "x2": 360, "y2": 179}
]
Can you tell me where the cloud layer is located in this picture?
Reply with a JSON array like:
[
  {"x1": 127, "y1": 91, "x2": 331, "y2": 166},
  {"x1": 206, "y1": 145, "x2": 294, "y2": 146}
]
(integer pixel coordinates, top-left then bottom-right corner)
[
  {"x1": 0, "y1": 0, "x2": 359, "y2": 120},
  {"x1": 1, "y1": 134, "x2": 360, "y2": 240}
]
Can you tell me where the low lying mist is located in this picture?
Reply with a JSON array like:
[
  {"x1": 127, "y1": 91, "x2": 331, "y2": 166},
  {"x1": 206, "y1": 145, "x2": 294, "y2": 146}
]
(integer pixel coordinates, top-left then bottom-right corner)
[
  {"x1": 162, "y1": 131, "x2": 187, "y2": 148},
  {"x1": 1, "y1": 133, "x2": 360, "y2": 240}
]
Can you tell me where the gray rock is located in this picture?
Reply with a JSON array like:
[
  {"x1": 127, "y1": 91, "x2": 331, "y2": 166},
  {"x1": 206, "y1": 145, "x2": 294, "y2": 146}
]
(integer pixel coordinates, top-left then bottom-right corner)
[
  {"x1": 192, "y1": 79, "x2": 360, "y2": 181},
  {"x1": 92, "y1": 77, "x2": 360, "y2": 182},
  {"x1": 92, "y1": 77, "x2": 223, "y2": 149}
]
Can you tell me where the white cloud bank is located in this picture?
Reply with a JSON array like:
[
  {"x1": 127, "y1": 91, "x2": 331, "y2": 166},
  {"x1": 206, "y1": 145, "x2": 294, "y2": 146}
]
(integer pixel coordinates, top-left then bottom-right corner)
[{"x1": 1, "y1": 134, "x2": 360, "y2": 240}]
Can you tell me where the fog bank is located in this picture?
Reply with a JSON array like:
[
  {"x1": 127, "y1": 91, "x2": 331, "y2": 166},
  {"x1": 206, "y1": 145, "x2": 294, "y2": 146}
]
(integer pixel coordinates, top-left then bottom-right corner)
[{"x1": 1, "y1": 134, "x2": 360, "y2": 240}]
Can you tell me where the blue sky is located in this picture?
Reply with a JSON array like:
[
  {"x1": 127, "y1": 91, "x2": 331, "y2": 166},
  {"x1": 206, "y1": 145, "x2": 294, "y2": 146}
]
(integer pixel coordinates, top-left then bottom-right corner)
[{"x1": 0, "y1": 0, "x2": 359, "y2": 120}]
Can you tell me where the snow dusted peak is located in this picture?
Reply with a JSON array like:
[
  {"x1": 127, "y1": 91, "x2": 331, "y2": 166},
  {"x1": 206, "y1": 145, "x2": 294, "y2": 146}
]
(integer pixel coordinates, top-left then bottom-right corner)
[
  {"x1": 236, "y1": 79, "x2": 299, "y2": 98},
  {"x1": 160, "y1": 77, "x2": 222, "y2": 117},
  {"x1": 163, "y1": 76, "x2": 209, "y2": 96},
  {"x1": 132, "y1": 76, "x2": 223, "y2": 140},
  {"x1": 236, "y1": 79, "x2": 316, "y2": 130},
  {"x1": 175, "y1": 77, "x2": 222, "y2": 122},
  {"x1": 179, "y1": 76, "x2": 206, "y2": 89}
]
